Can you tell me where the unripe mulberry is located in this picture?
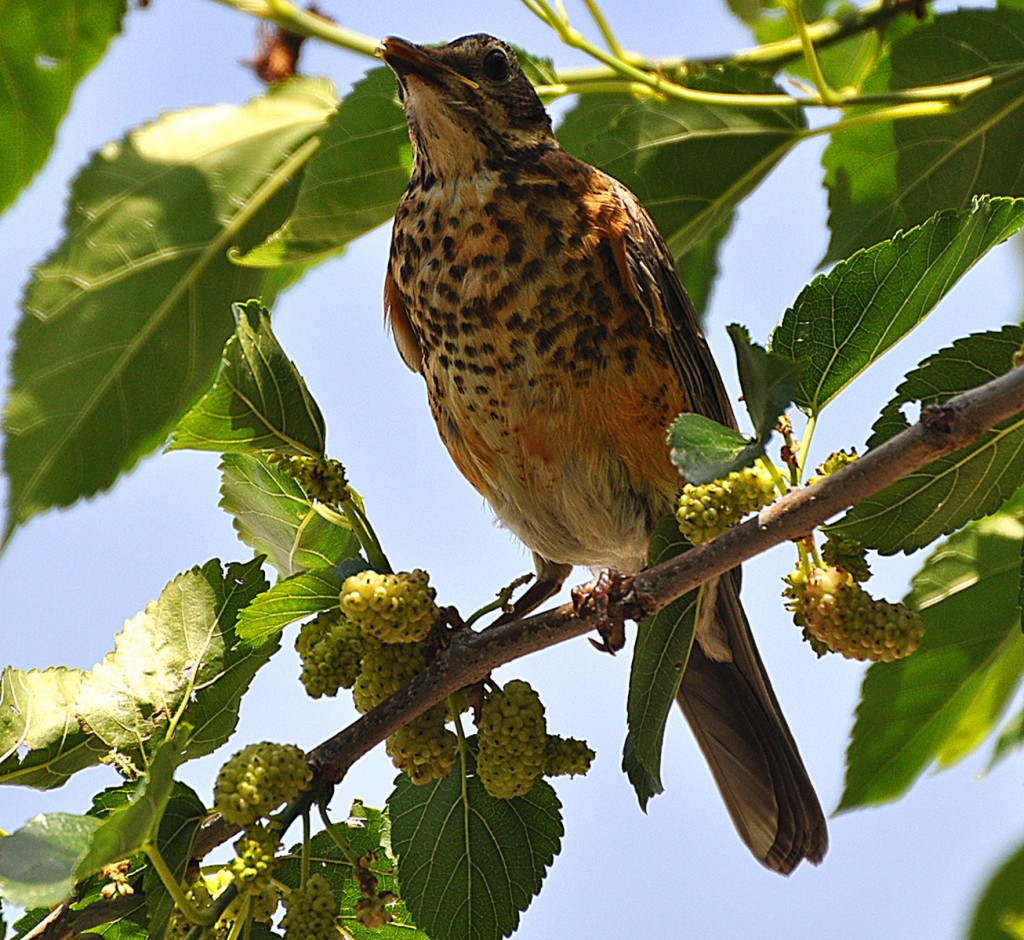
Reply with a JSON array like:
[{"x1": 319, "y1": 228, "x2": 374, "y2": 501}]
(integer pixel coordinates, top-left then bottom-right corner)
[
  {"x1": 296, "y1": 610, "x2": 375, "y2": 698},
  {"x1": 270, "y1": 454, "x2": 348, "y2": 503},
  {"x1": 282, "y1": 874, "x2": 337, "y2": 938},
  {"x1": 676, "y1": 463, "x2": 776, "y2": 544},
  {"x1": 787, "y1": 565, "x2": 924, "y2": 662},
  {"x1": 213, "y1": 742, "x2": 311, "y2": 828},
  {"x1": 807, "y1": 448, "x2": 858, "y2": 485},
  {"x1": 341, "y1": 569, "x2": 439, "y2": 643},
  {"x1": 544, "y1": 735, "x2": 595, "y2": 777},
  {"x1": 386, "y1": 705, "x2": 457, "y2": 785},
  {"x1": 229, "y1": 825, "x2": 279, "y2": 889},
  {"x1": 352, "y1": 642, "x2": 427, "y2": 714},
  {"x1": 820, "y1": 533, "x2": 871, "y2": 583},
  {"x1": 477, "y1": 680, "x2": 546, "y2": 799}
]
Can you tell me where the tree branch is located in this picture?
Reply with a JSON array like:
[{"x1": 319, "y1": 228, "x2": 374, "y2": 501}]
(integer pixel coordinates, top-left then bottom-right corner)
[{"x1": 187, "y1": 362, "x2": 1024, "y2": 864}]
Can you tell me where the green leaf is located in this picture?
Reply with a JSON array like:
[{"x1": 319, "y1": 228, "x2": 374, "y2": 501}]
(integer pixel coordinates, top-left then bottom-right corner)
[
  {"x1": 2, "y1": 78, "x2": 336, "y2": 541},
  {"x1": 556, "y1": 63, "x2": 805, "y2": 260},
  {"x1": 822, "y1": 10, "x2": 1024, "y2": 262},
  {"x1": 75, "y1": 740, "x2": 183, "y2": 878},
  {"x1": 624, "y1": 515, "x2": 699, "y2": 808},
  {"x1": 727, "y1": 323, "x2": 802, "y2": 441},
  {"x1": 75, "y1": 558, "x2": 273, "y2": 761},
  {"x1": 389, "y1": 765, "x2": 563, "y2": 940},
  {"x1": 0, "y1": 0, "x2": 126, "y2": 217},
  {"x1": 771, "y1": 197, "x2": 1024, "y2": 415},
  {"x1": 830, "y1": 326, "x2": 1024, "y2": 554},
  {"x1": 170, "y1": 299, "x2": 326, "y2": 455},
  {"x1": 987, "y1": 707, "x2": 1024, "y2": 771},
  {"x1": 667, "y1": 414, "x2": 759, "y2": 484},
  {"x1": 0, "y1": 813, "x2": 100, "y2": 908},
  {"x1": 838, "y1": 511, "x2": 1024, "y2": 810},
  {"x1": 241, "y1": 66, "x2": 410, "y2": 266},
  {"x1": 967, "y1": 839, "x2": 1024, "y2": 940},
  {"x1": 276, "y1": 802, "x2": 427, "y2": 939},
  {"x1": 0, "y1": 558, "x2": 276, "y2": 789},
  {"x1": 219, "y1": 453, "x2": 361, "y2": 577},
  {"x1": 11, "y1": 907, "x2": 49, "y2": 939},
  {"x1": 0, "y1": 666, "x2": 107, "y2": 789},
  {"x1": 236, "y1": 567, "x2": 343, "y2": 647}
]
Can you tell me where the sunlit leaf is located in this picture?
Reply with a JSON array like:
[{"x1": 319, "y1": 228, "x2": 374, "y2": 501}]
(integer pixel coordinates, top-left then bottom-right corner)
[
  {"x1": 771, "y1": 198, "x2": 1024, "y2": 414},
  {"x1": 3, "y1": 78, "x2": 336, "y2": 540},
  {"x1": 219, "y1": 453, "x2": 361, "y2": 578},
  {"x1": 241, "y1": 67, "x2": 410, "y2": 266},
  {"x1": 0, "y1": 813, "x2": 99, "y2": 908},
  {"x1": 823, "y1": 9, "x2": 1024, "y2": 261},
  {"x1": 170, "y1": 299, "x2": 326, "y2": 456},
  {"x1": 236, "y1": 567, "x2": 344, "y2": 647}
]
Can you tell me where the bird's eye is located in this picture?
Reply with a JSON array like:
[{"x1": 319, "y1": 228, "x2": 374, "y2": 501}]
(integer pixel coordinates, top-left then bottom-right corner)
[{"x1": 481, "y1": 48, "x2": 511, "y2": 82}]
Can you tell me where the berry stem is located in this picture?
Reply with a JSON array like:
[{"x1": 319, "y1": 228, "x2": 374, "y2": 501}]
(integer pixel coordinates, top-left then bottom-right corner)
[
  {"x1": 760, "y1": 455, "x2": 790, "y2": 498},
  {"x1": 779, "y1": 0, "x2": 842, "y2": 107},
  {"x1": 464, "y1": 573, "x2": 535, "y2": 629},
  {"x1": 316, "y1": 803, "x2": 363, "y2": 871},
  {"x1": 796, "y1": 414, "x2": 817, "y2": 483},
  {"x1": 142, "y1": 842, "x2": 217, "y2": 927}
]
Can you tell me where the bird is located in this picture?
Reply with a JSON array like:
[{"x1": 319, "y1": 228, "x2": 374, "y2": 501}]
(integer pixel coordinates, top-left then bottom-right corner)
[{"x1": 379, "y1": 33, "x2": 827, "y2": 874}]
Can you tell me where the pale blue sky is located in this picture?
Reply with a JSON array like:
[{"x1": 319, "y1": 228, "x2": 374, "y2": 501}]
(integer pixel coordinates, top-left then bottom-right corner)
[{"x1": 1, "y1": 2, "x2": 1021, "y2": 937}]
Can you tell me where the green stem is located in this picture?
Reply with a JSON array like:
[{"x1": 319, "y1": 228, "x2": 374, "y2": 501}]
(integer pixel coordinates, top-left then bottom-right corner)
[
  {"x1": 797, "y1": 415, "x2": 817, "y2": 483},
  {"x1": 343, "y1": 498, "x2": 391, "y2": 574},
  {"x1": 143, "y1": 843, "x2": 216, "y2": 926},
  {"x1": 312, "y1": 499, "x2": 391, "y2": 573},
  {"x1": 209, "y1": 0, "x2": 379, "y2": 56},
  {"x1": 704, "y1": 0, "x2": 916, "y2": 71},
  {"x1": 759, "y1": 455, "x2": 790, "y2": 498},
  {"x1": 464, "y1": 573, "x2": 534, "y2": 629},
  {"x1": 781, "y1": 0, "x2": 841, "y2": 106},
  {"x1": 582, "y1": 0, "x2": 627, "y2": 59},
  {"x1": 804, "y1": 100, "x2": 955, "y2": 139},
  {"x1": 223, "y1": 895, "x2": 249, "y2": 940},
  {"x1": 317, "y1": 803, "x2": 364, "y2": 869}
]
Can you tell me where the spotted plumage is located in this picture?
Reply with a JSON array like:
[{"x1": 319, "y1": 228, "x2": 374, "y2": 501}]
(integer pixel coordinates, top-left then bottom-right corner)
[{"x1": 380, "y1": 33, "x2": 827, "y2": 873}]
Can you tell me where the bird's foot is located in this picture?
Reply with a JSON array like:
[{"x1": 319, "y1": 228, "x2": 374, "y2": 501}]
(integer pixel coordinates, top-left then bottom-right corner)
[{"x1": 572, "y1": 568, "x2": 632, "y2": 654}]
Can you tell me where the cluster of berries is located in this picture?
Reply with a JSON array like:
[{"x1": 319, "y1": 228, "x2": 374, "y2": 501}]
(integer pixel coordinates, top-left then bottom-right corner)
[
  {"x1": 476, "y1": 680, "x2": 594, "y2": 799},
  {"x1": 169, "y1": 743, "x2": 317, "y2": 936},
  {"x1": 281, "y1": 874, "x2": 339, "y2": 937},
  {"x1": 296, "y1": 570, "x2": 457, "y2": 785},
  {"x1": 784, "y1": 539, "x2": 923, "y2": 663},
  {"x1": 676, "y1": 462, "x2": 777, "y2": 544}
]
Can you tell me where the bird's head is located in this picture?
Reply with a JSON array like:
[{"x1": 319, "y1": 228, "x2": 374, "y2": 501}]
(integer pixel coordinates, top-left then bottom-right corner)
[{"x1": 378, "y1": 34, "x2": 556, "y2": 179}]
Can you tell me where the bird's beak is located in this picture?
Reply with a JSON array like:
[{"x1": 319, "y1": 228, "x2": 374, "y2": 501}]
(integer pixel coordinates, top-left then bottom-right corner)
[{"x1": 376, "y1": 36, "x2": 479, "y2": 90}]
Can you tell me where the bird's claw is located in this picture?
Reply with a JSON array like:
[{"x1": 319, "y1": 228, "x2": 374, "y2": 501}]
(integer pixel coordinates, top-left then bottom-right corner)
[{"x1": 572, "y1": 568, "x2": 631, "y2": 654}]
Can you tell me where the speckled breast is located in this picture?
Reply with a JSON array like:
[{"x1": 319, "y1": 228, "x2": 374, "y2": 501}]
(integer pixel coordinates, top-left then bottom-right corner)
[{"x1": 387, "y1": 156, "x2": 685, "y2": 571}]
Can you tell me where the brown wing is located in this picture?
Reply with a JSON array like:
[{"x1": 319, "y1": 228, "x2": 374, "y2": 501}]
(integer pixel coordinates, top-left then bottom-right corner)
[{"x1": 606, "y1": 178, "x2": 738, "y2": 432}]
